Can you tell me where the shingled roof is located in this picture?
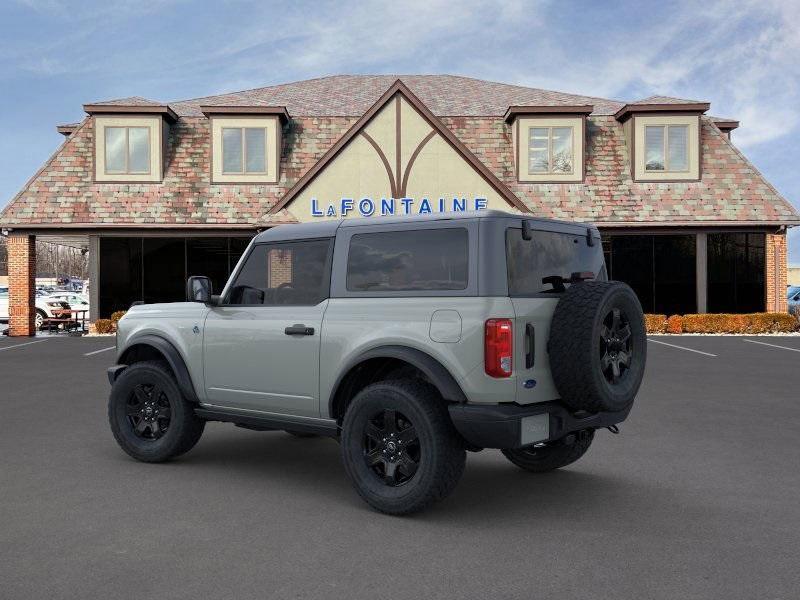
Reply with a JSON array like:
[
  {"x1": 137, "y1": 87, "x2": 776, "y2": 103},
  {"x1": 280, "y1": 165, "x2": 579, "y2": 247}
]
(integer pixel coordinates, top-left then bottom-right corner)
[
  {"x1": 168, "y1": 74, "x2": 626, "y2": 117},
  {"x1": 1, "y1": 75, "x2": 797, "y2": 229},
  {"x1": 86, "y1": 96, "x2": 165, "y2": 107}
]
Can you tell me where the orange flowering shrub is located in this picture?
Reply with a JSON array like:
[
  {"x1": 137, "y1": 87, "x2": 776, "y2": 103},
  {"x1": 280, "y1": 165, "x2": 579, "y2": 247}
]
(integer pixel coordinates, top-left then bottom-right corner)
[
  {"x1": 665, "y1": 315, "x2": 683, "y2": 334},
  {"x1": 657, "y1": 313, "x2": 799, "y2": 334},
  {"x1": 644, "y1": 314, "x2": 667, "y2": 333},
  {"x1": 110, "y1": 310, "x2": 127, "y2": 324},
  {"x1": 94, "y1": 319, "x2": 114, "y2": 334}
]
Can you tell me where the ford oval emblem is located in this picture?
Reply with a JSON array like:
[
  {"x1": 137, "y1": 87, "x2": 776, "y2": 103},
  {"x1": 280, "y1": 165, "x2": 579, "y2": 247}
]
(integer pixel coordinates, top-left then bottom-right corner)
[{"x1": 523, "y1": 379, "x2": 537, "y2": 389}]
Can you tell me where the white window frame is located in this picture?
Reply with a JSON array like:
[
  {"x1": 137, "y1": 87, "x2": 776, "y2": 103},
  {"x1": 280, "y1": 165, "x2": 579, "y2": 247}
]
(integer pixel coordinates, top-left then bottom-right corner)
[
  {"x1": 516, "y1": 116, "x2": 584, "y2": 183},
  {"x1": 210, "y1": 116, "x2": 279, "y2": 184},
  {"x1": 221, "y1": 127, "x2": 269, "y2": 175},
  {"x1": 104, "y1": 126, "x2": 152, "y2": 175},
  {"x1": 94, "y1": 115, "x2": 163, "y2": 183},
  {"x1": 632, "y1": 114, "x2": 700, "y2": 182},
  {"x1": 527, "y1": 126, "x2": 575, "y2": 175},
  {"x1": 644, "y1": 124, "x2": 689, "y2": 173}
]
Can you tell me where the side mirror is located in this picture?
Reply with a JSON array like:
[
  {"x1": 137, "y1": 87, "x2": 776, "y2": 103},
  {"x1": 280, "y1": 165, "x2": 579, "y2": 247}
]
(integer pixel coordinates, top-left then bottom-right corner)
[{"x1": 187, "y1": 276, "x2": 213, "y2": 303}]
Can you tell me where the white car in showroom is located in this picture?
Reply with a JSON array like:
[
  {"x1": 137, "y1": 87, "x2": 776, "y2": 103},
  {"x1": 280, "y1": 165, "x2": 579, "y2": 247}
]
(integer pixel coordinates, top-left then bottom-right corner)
[
  {"x1": 0, "y1": 286, "x2": 8, "y2": 322},
  {"x1": 0, "y1": 287, "x2": 73, "y2": 329}
]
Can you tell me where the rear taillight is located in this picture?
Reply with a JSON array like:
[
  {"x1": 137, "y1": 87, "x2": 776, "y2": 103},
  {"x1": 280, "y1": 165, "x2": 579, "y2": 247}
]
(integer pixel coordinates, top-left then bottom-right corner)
[{"x1": 485, "y1": 318, "x2": 513, "y2": 378}]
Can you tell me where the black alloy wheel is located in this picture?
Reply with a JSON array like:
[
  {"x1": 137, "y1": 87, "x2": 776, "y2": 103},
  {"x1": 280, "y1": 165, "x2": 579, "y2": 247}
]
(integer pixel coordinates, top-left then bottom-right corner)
[
  {"x1": 127, "y1": 383, "x2": 171, "y2": 440},
  {"x1": 363, "y1": 408, "x2": 420, "y2": 486},
  {"x1": 340, "y1": 380, "x2": 466, "y2": 514},
  {"x1": 599, "y1": 307, "x2": 632, "y2": 384},
  {"x1": 109, "y1": 360, "x2": 205, "y2": 463}
]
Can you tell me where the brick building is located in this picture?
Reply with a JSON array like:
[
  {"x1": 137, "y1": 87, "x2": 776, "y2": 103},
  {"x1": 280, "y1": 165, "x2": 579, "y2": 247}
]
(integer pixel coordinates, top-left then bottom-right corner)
[{"x1": 1, "y1": 75, "x2": 797, "y2": 335}]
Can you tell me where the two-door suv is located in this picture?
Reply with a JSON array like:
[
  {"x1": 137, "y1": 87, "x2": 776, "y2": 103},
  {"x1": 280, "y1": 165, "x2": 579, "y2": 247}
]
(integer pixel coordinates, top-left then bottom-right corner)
[{"x1": 108, "y1": 211, "x2": 646, "y2": 514}]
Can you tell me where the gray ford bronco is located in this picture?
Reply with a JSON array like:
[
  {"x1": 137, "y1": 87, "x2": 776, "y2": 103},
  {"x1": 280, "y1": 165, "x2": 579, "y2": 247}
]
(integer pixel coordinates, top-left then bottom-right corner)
[{"x1": 108, "y1": 210, "x2": 646, "y2": 514}]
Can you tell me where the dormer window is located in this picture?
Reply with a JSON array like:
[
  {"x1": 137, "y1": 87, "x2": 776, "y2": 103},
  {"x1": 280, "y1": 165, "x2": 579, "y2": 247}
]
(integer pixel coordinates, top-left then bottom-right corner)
[
  {"x1": 615, "y1": 99, "x2": 707, "y2": 182},
  {"x1": 528, "y1": 126, "x2": 574, "y2": 174},
  {"x1": 629, "y1": 115, "x2": 699, "y2": 181},
  {"x1": 201, "y1": 106, "x2": 289, "y2": 184},
  {"x1": 105, "y1": 126, "x2": 151, "y2": 174},
  {"x1": 505, "y1": 106, "x2": 591, "y2": 184},
  {"x1": 644, "y1": 124, "x2": 688, "y2": 172},
  {"x1": 92, "y1": 116, "x2": 164, "y2": 182},
  {"x1": 84, "y1": 101, "x2": 175, "y2": 183},
  {"x1": 222, "y1": 127, "x2": 268, "y2": 174}
]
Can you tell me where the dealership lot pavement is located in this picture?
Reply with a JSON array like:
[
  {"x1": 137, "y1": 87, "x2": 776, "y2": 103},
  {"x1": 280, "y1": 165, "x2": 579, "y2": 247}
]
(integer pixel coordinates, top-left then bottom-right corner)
[{"x1": 1, "y1": 335, "x2": 799, "y2": 599}]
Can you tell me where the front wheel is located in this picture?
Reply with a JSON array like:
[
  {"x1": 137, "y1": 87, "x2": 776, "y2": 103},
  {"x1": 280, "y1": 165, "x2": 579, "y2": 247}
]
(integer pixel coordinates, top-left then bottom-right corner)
[
  {"x1": 340, "y1": 380, "x2": 466, "y2": 515},
  {"x1": 502, "y1": 429, "x2": 594, "y2": 473},
  {"x1": 108, "y1": 361, "x2": 205, "y2": 462}
]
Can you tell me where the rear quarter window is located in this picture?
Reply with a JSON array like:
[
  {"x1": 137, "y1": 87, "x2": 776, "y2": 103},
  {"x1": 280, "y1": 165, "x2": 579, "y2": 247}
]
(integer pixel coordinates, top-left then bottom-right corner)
[
  {"x1": 346, "y1": 228, "x2": 468, "y2": 292},
  {"x1": 506, "y1": 227, "x2": 604, "y2": 295}
]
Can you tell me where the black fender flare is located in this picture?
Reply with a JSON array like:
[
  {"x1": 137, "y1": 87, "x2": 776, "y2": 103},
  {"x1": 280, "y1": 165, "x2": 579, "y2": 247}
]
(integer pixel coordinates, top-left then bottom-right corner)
[
  {"x1": 328, "y1": 345, "x2": 467, "y2": 418},
  {"x1": 116, "y1": 334, "x2": 199, "y2": 403}
]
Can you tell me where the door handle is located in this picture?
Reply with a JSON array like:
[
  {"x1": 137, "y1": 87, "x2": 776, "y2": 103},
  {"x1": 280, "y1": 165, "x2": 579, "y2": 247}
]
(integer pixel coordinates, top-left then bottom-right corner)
[
  {"x1": 525, "y1": 323, "x2": 535, "y2": 369},
  {"x1": 285, "y1": 324, "x2": 314, "y2": 336}
]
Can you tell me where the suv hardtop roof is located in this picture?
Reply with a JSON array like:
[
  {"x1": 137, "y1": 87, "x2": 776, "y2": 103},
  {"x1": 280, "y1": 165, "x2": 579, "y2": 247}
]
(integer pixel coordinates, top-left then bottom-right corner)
[{"x1": 254, "y1": 210, "x2": 597, "y2": 243}]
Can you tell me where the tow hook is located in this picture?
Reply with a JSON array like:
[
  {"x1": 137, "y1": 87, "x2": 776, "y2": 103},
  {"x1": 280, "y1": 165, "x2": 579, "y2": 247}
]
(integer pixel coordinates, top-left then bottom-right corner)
[{"x1": 606, "y1": 424, "x2": 620, "y2": 434}]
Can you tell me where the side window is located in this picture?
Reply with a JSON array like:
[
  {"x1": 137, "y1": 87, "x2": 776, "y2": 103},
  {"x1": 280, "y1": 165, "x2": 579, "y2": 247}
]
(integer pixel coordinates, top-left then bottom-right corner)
[
  {"x1": 227, "y1": 239, "x2": 332, "y2": 306},
  {"x1": 346, "y1": 228, "x2": 468, "y2": 292}
]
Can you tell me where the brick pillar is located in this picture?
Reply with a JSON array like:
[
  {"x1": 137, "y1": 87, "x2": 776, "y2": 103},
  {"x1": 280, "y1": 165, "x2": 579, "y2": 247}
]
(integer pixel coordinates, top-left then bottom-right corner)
[
  {"x1": 268, "y1": 248, "x2": 293, "y2": 287},
  {"x1": 8, "y1": 234, "x2": 36, "y2": 336},
  {"x1": 765, "y1": 232, "x2": 788, "y2": 313}
]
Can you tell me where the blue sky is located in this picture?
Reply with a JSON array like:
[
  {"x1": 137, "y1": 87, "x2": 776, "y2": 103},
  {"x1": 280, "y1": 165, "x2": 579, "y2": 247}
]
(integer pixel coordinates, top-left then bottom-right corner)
[{"x1": 1, "y1": 0, "x2": 798, "y2": 260}]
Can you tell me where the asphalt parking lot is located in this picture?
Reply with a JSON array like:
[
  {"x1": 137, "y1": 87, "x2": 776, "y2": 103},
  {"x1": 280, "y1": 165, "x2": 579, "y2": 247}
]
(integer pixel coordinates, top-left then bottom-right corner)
[{"x1": 2, "y1": 335, "x2": 800, "y2": 599}]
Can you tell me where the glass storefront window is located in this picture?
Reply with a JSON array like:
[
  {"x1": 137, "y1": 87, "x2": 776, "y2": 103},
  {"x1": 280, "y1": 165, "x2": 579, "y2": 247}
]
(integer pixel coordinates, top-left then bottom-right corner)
[
  {"x1": 98, "y1": 236, "x2": 253, "y2": 317},
  {"x1": 143, "y1": 238, "x2": 186, "y2": 304},
  {"x1": 187, "y1": 238, "x2": 231, "y2": 297},
  {"x1": 707, "y1": 233, "x2": 765, "y2": 313},
  {"x1": 99, "y1": 238, "x2": 142, "y2": 316},
  {"x1": 605, "y1": 234, "x2": 696, "y2": 315}
]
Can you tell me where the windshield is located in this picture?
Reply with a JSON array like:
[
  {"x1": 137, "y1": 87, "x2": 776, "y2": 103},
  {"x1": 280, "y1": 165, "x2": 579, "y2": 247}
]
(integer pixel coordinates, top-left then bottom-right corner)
[{"x1": 506, "y1": 227, "x2": 605, "y2": 295}]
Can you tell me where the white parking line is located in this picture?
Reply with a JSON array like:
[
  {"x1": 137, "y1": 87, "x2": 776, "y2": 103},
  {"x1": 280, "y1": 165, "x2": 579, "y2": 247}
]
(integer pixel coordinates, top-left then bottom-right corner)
[
  {"x1": 647, "y1": 338, "x2": 717, "y2": 357},
  {"x1": 0, "y1": 340, "x2": 48, "y2": 352},
  {"x1": 742, "y1": 339, "x2": 800, "y2": 353},
  {"x1": 84, "y1": 346, "x2": 116, "y2": 356}
]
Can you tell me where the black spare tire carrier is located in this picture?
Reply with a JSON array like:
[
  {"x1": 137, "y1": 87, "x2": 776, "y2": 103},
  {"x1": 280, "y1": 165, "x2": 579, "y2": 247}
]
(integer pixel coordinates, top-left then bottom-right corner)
[{"x1": 548, "y1": 280, "x2": 647, "y2": 414}]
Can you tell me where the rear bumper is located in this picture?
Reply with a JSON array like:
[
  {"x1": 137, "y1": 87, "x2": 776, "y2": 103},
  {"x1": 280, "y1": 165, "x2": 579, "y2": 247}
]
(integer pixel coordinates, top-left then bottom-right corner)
[{"x1": 448, "y1": 401, "x2": 632, "y2": 450}]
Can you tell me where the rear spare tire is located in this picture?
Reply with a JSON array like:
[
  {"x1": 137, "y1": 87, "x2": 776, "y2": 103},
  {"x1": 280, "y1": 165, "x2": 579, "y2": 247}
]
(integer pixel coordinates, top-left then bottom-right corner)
[{"x1": 548, "y1": 281, "x2": 646, "y2": 413}]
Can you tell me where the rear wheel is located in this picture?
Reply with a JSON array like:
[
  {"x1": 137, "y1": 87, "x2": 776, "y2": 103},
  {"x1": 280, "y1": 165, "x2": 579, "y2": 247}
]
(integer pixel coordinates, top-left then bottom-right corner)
[
  {"x1": 35, "y1": 309, "x2": 46, "y2": 330},
  {"x1": 340, "y1": 380, "x2": 466, "y2": 515},
  {"x1": 502, "y1": 429, "x2": 594, "y2": 473},
  {"x1": 108, "y1": 361, "x2": 205, "y2": 462}
]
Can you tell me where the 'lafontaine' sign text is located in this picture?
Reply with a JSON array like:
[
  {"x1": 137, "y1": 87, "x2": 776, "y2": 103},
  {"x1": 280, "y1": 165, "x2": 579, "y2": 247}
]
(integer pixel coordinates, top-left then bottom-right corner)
[{"x1": 311, "y1": 197, "x2": 488, "y2": 218}]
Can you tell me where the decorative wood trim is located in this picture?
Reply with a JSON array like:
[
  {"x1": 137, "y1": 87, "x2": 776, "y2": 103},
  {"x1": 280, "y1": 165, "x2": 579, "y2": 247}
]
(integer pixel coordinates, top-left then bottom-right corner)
[
  {"x1": 712, "y1": 119, "x2": 739, "y2": 131},
  {"x1": 56, "y1": 124, "x2": 79, "y2": 136},
  {"x1": 614, "y1": 102, "x2": 709, "y2": 122},
  {"x1": 271, "y1": 79, "x2": 528, "y2": 215},
  {"x1": 84, "y1": 104, "x2": 178, "y2": 122},
  {"x1": 395, "y1": 96, "x2": 402, "y2": 196},
  {"x1": 360, "y1": 131, "x2": 398, "y2": 199},
  {"x1": 399, "y1": 131, "x2": 436, "y2": 197},
  {"x1": 504, "y1": 104, "x2": 593, "y2": 123},
  {"x1": 200, "y1": 105, "x2": 290, "y2": 123}
]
